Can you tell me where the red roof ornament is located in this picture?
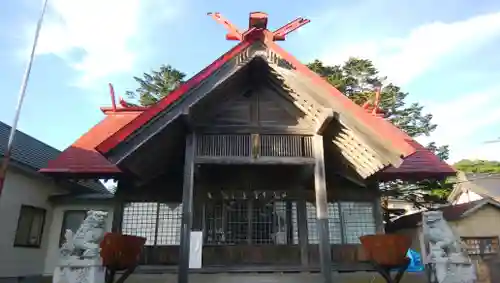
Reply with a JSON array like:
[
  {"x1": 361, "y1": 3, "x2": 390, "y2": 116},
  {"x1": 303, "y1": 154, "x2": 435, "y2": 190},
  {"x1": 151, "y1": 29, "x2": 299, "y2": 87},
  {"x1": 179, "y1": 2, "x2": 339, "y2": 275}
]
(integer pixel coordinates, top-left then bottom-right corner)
[
  {"x1": 100, "y1": 83, "x2": 149, "y2": 114},
  {"x1": 362, "y1": 86, "x2": 384, "y2": 117},
  {"x1": 108, "y1": 83, "x2": 117, "y2": 111},
  {"x1": 207, "y1": 11, "x2": 310, "y2": 42}
]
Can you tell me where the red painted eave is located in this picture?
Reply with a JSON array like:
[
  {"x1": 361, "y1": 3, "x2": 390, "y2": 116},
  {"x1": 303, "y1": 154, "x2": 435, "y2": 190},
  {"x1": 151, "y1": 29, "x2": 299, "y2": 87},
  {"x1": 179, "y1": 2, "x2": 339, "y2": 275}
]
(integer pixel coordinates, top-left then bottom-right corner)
[
  {"x1": 378, "y1": 140, "x2": 456, "y2": 180},
  {"x1": 39, "y1": 111, "x2": 142, "y2": 175}
]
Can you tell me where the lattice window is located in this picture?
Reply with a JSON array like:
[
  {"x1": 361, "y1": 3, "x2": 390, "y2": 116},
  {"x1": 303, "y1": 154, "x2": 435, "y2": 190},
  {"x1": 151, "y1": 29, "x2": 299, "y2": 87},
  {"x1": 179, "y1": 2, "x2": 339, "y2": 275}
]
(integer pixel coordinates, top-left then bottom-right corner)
[
  {"x1": 462, "y1": 237, "x2": 499, "y2": 255},
  {"x1": 196, "y1": 134, "x2": 250, "y2": 157},
  {"x1": 259, "y1": 135, "x2": 313, "y2": 157},
  {"x1": 157, "y1": 203, "x2": 183, "y2": 245},
  {"x1": 306, "y1": 202, "x2": 342, "y2": 244},
  {"x1": 122, "y1": 202, "x2": 182, "y2": 246},
  {"x1": 340, "y1": 202, "x2": 376, "y2": 244},
  {"x1": 253, "y1": 201, "x2": 289, "y2": 244},
  {"x1": 306, "y1": 201, "x2": 375, "y2": 244},
  {"x1": 204, "y1": 198, "x2": 294, "y2": 245},
  {"x1": 196, "y1": 134, "x2": 313, "y2": 158},
  {"x1": 227, "y1": 201, "x2": 249, "y2": 244}
]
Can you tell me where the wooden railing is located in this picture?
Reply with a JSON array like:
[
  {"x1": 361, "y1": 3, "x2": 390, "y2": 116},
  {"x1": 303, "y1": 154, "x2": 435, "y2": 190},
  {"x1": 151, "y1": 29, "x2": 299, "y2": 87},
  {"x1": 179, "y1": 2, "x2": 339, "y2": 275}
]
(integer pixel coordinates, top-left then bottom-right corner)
[{"x1": 195, "y1": 134, "x2": 314, "y2": 163}]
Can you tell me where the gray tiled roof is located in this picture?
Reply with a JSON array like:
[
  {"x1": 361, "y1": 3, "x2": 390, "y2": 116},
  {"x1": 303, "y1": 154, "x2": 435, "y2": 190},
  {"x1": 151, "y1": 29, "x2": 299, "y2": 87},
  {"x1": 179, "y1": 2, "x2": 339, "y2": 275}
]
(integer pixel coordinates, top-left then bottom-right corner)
[
  {"x1": 0, "y1": 121, "x2": 109, "y2": 194},
  {"x1": 465, "y1": 173, "x2": 500, "y2": 199}
]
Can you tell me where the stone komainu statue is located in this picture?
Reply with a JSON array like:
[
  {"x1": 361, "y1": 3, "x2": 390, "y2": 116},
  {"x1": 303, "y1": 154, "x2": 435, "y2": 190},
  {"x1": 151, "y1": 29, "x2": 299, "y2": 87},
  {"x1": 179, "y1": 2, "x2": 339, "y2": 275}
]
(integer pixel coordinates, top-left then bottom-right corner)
[
  {"x1": 60, "y1": 210, "x2": 108, "y2": 259},
  {"x1": 422, "y1": 210, "x2": 476, "y2": 283}
]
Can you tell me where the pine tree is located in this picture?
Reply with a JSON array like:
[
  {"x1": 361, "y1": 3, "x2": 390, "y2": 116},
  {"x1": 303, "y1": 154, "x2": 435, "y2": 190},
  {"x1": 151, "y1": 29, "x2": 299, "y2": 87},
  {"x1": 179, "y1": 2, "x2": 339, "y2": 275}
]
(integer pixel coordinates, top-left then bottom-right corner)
[
  {"x1": 126, "y1": 64, "x2": 186, "y2": 106},
  {"x1": 308, "y1": 58, "x2": 452, "y2": 206}
]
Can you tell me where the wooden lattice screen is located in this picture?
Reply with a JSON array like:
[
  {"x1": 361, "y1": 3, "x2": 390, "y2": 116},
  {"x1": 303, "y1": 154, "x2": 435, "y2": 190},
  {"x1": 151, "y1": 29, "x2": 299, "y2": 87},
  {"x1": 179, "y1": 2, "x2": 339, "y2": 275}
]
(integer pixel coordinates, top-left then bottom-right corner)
[{"x1": 196, "y1": 134, "x2": 313, "y2": 158}]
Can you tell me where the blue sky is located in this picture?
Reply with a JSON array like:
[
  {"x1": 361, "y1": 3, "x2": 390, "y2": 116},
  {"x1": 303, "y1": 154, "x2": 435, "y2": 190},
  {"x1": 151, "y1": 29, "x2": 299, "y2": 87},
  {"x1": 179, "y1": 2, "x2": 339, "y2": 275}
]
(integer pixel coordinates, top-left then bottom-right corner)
[{"x1": 1, "y1": 0, "x2": 500, "y2": 163}]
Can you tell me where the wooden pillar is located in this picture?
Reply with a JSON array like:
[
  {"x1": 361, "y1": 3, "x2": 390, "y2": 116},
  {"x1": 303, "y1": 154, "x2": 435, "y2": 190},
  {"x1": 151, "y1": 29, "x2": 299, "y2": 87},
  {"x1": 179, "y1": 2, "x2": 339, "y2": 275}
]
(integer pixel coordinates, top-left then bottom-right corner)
[
  {"x1": 296, "y1": 194, "x2": 309, "y2": 266},
  {"x1": 247, "y1": 197, "x2": 253, "y2": 244},
  {"x1": 192, "y1": 185, "x2": 204, "y2": 230},
  {"x1": 111, "y1": 181, "x2": 125, "y2": 233},
  {"x1": 285, "y1": 201, "x2": 293, "y2": 244},
  {"x1": 371, "y1": 183, "x2": 385, "y2": 233},
  {"x1": 313, "y1": 135, "x2": 332, "y2": 283},
  {"x1": 178, "y1": 133, "x2": 196, "y2": 283}
]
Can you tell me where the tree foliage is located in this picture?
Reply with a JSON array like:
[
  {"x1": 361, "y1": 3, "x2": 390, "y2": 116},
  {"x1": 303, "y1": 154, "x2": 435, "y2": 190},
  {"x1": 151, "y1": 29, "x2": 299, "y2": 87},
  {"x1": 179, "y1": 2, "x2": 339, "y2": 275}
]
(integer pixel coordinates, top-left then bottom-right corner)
[
  {"x1": 126, "y1": 64, "x2": 186, "y2": 106},
  {"x1": 454, "y1": 159, "x2": 500, "y2": 173},
  {"x1": 308, "y1": 58, "x2": 451, "y2": 205}
]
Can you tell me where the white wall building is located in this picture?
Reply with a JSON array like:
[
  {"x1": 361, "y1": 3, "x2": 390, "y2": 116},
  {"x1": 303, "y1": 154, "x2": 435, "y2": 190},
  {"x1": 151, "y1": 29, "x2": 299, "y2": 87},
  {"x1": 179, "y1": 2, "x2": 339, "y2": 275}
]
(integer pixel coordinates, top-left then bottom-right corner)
[{"x1": 0, "y1": 122, "x2": 113, "y2": 281}]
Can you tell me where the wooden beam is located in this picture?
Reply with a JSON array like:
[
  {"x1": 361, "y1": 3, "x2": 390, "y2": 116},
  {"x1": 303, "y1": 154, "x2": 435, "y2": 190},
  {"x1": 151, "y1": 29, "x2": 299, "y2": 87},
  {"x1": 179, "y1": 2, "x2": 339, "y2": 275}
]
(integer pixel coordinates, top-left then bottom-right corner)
[
  {"x1": 331, "y1": 141, "x2": 374, "y2": 178},
  {"x1": 296, "y1": 192, "x2": 309, "y2": 267},
  {"x1": 312, "y1": 134, "x2": 333, "y2": 283},
  {"x1": 265, "y1": 74, "x2": 324, "y2": 122},
  {"x1": 193, "y1": 125, "x2": 314, "y2": 135},
  {"x1": 316, "y1": 109, "x2": 336, "y2": 134},
  {"x1": 181, "y1": 108, "x2": 194, "y2": 131},
  {"x1": 332, "y1": 139, "x2": 377, "y2": 177},
  {"x1": 178, "y1": 133, "x2": 196, "y2": 283},
  {"x1": 195, "y1": 156, "x2": 315, "y2": 165},
  {"x1": 338, "y1": 130, "x2": 385, "y2": 168}
]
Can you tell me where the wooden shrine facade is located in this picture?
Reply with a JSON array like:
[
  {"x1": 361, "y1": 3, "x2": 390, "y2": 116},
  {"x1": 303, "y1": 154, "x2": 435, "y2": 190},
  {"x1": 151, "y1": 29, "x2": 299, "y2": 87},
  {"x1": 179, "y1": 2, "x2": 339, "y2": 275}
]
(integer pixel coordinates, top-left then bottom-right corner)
[
  {"x1": 40, "y1": 12, "x2": 455, "y2": 281},
  {"x1": 115, "y1": 164, "x2": 383, "y2": 269},
  {"x1": 108, "y1": 69, "x2": 388, "y2": 268}
]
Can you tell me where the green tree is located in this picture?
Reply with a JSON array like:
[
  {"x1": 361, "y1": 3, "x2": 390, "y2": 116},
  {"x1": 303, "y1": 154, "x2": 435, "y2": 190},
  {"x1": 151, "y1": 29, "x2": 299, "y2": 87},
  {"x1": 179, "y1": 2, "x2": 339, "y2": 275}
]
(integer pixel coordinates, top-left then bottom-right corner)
[
  {"x1": 126, "y1": 64, "x2": 186, "y2": 106},
  {"x1": 308, "y1": 58, "x2": 451, "y2": 206},
  {"x1": 454, "y1": 159, "x2": 500, "y2": 173}
]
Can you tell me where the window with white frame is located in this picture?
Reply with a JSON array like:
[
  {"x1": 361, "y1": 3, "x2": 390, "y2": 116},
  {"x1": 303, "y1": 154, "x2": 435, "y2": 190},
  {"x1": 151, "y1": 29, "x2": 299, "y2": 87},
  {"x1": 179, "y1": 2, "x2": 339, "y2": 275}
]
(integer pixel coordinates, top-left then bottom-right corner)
[{"x1": 14, "y1": 205, "x2": 46, "y2": 248}]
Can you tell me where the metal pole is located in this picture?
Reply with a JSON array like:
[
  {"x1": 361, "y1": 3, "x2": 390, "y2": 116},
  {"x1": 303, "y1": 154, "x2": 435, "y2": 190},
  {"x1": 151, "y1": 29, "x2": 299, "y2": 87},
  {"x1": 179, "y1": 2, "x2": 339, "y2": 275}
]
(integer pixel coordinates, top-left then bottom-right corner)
[{"x1": 0, "y1": 0, "x2": 49, "y2": 197}]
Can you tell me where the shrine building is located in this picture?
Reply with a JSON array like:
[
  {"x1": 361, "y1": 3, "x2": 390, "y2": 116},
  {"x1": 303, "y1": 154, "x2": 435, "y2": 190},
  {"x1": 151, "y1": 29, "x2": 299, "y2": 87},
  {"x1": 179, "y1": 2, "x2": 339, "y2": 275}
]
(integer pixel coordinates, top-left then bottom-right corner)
[{"x1": 39, "y1": 11, "x2": 455, "y2": 283}]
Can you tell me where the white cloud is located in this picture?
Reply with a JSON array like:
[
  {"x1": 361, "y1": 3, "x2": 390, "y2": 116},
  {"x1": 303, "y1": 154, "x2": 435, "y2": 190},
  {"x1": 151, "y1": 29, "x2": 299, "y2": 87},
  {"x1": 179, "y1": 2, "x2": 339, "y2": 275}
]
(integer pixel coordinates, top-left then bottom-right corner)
[
  {"x1": 459, "y1": 142, "x2": 500, "y2": 162},
  {"x1": 320, "y1": 12, "x2": 500, "y2": 85},
  {"x1": 416, "y1": 87, "x2": 500, "y2": 162},
  {"x1": 32, "y1": 0, "x2": 182, "y2": 86},
  {"x1": 315, "y1": 11, "x2": 500, "y2": 163}
]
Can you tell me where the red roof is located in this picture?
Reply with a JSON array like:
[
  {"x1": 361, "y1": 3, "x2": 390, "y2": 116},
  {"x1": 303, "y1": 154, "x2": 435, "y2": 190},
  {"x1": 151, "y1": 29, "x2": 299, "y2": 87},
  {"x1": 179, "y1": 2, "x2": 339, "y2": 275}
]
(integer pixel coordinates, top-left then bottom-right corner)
[
  {"x1": 378, "y1": 140, "x2": 455, "y2": 180},
  {"x1": 40, "y1": 13, "x2": 455, "y2": 179},
  {"x1": 40, "y1": 110, "x2": 142, "y2": 175}
]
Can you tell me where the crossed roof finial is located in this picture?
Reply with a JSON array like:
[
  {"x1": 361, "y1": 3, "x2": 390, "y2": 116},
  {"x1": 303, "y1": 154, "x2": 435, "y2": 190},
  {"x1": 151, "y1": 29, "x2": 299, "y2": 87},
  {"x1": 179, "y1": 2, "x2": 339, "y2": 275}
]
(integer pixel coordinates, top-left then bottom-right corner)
[{"x1": 207, "y1": 11, "x2": 310, "y2": 41}]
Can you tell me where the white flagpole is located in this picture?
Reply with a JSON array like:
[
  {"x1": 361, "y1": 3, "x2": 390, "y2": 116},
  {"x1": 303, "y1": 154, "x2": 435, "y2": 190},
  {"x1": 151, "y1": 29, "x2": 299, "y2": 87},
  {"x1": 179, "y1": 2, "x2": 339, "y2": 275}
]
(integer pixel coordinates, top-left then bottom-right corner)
[{"x1": 0, "y1": 0, "x2": 49, "y2": 197}]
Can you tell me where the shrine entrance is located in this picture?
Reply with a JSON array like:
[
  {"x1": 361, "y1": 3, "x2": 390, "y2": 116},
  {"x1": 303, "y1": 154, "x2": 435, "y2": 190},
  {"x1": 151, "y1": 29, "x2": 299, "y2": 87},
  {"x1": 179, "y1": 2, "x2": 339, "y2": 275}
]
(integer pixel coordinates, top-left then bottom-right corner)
[{"x1": 118, "y1": 164, "x2": 380, "y2": 268}]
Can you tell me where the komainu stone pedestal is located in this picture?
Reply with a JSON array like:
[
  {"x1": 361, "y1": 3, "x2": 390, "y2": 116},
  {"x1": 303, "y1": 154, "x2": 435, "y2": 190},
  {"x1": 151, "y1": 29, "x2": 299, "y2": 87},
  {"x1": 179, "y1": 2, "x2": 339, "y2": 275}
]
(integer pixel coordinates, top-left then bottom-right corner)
[
  {"x1": 422, "y1": 211, "x2": 476, "y2": 283},
  {"x1": 53, "y1": 258, "x2": 105, "y2": 283},
  {"x1": 53, "y1": 211, "x2": 108, "y2": 283}
]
